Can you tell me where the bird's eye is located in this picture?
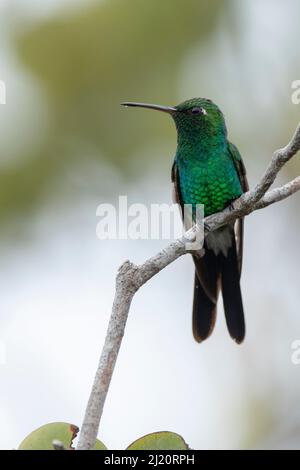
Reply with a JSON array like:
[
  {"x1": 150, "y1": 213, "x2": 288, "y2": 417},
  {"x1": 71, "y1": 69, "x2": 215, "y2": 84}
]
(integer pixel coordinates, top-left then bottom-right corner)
[{"x1": 191, "y1": 107, "x2": 205, "y2": 115}]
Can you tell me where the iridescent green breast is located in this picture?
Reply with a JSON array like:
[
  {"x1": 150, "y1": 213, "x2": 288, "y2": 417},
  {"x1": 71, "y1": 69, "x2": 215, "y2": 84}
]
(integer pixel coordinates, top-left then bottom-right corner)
[{"x1": 178, "y1": 150, "x2": 242, "y2": 217}]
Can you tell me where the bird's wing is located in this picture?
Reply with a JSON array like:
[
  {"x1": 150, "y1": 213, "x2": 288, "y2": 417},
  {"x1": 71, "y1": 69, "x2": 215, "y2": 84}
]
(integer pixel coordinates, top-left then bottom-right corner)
[
  {"x1": 228, "y1": 141, "x2": 249, "y2": 276},
  {"x1": 171, "y1": 160, "x2": 183, "y2": 210},
  {"x1": 228, "y1": 141, "x2": 248, "y2": 191}
]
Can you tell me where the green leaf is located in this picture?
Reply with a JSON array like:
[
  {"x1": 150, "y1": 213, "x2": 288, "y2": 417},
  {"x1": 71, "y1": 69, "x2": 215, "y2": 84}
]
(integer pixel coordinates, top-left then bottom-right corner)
[
  {"x1": 93, "y1": 439, "x2": 107, "y2": 450},
  {"x1": 18, "y1": 422, "x2": 107, "y2": 450},
  {"x1": 18, "y1": 422, "x2": 79, "y2": 450},
  {"x1": 127, "y1": 431, "x2": 189, "y2": 450}
]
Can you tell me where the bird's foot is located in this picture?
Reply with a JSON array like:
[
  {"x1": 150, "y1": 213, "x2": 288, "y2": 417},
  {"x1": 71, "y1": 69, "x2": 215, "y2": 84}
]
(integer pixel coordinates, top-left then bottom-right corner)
[{"x1": 204, "y1": 222, "x2": 211, "y2": 233}]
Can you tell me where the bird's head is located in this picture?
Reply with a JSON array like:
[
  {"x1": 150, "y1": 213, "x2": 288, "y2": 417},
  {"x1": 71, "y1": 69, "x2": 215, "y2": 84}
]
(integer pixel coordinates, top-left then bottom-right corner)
[{"x1": 122, "y1": 98, "x2": 227, "y2": 142}]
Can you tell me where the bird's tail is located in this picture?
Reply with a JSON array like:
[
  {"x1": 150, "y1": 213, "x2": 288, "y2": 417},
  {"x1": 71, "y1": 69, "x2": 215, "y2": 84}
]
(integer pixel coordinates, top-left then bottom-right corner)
[
  {"x1": 192, "y1": 230, "x2": 245, "y2": 343},
  {"x1": 220, "y1": 235, "x2": 245, "y2": 343},
  {"x1": 192, "y1": 248, "x2": 220, "y2": 342}
]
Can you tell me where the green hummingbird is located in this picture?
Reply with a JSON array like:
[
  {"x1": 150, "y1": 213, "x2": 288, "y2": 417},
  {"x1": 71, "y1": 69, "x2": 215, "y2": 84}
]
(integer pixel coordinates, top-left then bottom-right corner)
[{"x1": 122, "y1": 98, "x2": 248, "y2": 344}]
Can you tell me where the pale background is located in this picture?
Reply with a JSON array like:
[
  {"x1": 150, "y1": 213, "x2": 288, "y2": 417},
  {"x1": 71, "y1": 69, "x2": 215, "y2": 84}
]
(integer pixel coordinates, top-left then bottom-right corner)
[{"x1": 0, "y1": 0, "x2": 300, "y2": 450}]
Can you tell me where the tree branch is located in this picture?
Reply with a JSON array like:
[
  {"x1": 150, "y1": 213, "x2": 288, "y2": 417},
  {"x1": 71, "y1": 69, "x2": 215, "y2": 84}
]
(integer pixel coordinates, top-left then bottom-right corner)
[
  {"x1": 255, "y1": 176, "x2": 300, "y2": 210},
  {"x1": 76, "y1": 123, "x2": 300, "y2": 450}
]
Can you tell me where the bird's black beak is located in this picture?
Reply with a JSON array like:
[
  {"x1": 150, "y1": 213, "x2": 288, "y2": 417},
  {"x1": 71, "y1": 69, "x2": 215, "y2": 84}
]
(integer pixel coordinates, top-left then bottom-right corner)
[{"x1": 121, "y1": 102, "x2": 177, "y2": 114}]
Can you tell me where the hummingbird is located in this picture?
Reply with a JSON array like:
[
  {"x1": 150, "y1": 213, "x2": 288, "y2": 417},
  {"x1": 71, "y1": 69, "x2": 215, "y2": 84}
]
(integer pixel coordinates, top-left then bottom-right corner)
[{"x1": 122, "y1": 98, "x2": 248, "y2": 344}]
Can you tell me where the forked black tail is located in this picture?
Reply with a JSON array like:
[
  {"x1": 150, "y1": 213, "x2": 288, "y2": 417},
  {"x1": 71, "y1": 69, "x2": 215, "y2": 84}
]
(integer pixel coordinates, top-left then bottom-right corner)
[{"x1": 192, "y1": 232, "x2": 245, "y2": 343}]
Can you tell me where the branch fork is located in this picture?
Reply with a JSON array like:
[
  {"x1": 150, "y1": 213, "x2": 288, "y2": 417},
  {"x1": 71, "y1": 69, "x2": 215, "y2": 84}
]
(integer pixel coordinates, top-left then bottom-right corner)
[{"x1": 77, "y1": 123, "x2": 300, "y2": 450}]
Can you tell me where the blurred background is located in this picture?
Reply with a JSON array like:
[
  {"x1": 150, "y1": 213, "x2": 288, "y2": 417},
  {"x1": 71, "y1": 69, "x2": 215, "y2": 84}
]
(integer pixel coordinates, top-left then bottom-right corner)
[{"x1": 0, "y1": 0, "x2": 300, "y2": 450}]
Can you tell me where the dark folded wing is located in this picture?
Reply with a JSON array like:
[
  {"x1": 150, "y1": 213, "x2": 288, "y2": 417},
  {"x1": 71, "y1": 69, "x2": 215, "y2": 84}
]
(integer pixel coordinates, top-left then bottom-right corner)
[{"x1": 228, "y1": 142, "x2": 249, "y2": 276}]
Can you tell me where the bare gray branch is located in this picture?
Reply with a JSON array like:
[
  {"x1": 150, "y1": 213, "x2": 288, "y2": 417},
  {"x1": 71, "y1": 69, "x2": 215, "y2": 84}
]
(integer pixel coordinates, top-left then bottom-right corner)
[{"x1": 77, "y1": 123, "x2": 300, "y2": 450}]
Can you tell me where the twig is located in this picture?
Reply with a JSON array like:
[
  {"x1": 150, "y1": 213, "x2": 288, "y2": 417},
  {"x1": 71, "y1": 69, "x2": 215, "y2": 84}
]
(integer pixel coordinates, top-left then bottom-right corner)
[
  {"x1": 76, "y1": 123, "x2": 300, "y2": 450},
  {"x1": 255, "y1": 176, "x2": 300, "y2": 209}
]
